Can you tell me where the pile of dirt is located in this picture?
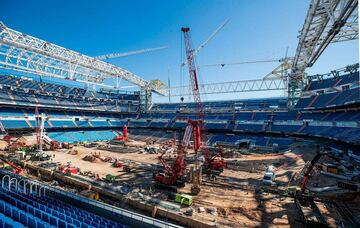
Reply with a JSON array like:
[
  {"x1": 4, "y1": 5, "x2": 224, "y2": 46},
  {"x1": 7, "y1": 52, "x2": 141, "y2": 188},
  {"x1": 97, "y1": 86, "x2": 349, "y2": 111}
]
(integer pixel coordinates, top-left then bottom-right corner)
[
  {"x1": 82, "y1": 152, "x2": 102, "y2": 163},
  {"x1": 222, "y1": 150, "x2": 244, "y2": 158},
  {"x1": 230, "y1": 206, "x2": 263, "y2": 221}
]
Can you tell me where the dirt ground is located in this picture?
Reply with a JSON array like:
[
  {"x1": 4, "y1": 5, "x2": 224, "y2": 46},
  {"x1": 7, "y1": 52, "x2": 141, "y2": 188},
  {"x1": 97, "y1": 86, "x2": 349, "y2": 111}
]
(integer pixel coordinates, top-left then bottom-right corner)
[
  {"x1": 45, "y1": 146, "x2": 159, "y2": 178},
  {"x1": 1, "y1": 134, "x2": 357, "y2": 228},
  {"x1": 32, "y1": 143, "x2": 312, "y2": 227}
]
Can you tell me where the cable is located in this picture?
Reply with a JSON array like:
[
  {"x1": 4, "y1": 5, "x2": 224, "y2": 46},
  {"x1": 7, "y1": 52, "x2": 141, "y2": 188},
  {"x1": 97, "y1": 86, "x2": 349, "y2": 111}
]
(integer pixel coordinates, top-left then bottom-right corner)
[
  {"x1": 179, "y1": 31, "x2": 184, "y2": 101},
  {"x1": 199, "y1": 59, "x2": 281, "y2": 68}
]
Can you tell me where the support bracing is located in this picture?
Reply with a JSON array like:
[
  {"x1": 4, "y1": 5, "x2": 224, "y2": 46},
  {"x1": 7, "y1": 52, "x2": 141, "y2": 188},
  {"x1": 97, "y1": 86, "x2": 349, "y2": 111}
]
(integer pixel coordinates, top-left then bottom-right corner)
[
  {"x1": 140, "y1": 88, "x2": 152, "y2": 112},
  {"x1": 289, "y1": 0, "x2": 358, "y2": 107},
  {"x1": 0, "y1": 21, "x2": 165, "y2": 95}
]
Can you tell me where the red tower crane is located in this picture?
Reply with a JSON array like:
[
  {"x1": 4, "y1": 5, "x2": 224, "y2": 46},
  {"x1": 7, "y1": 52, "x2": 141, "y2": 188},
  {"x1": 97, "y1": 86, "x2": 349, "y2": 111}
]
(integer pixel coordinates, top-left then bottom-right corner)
[
  {"x1": 153, "y1": 27, "x2": 226, "y2": 193},
  {"x1": 181, "y1": 27, "x2": 226, "y2": 175}
]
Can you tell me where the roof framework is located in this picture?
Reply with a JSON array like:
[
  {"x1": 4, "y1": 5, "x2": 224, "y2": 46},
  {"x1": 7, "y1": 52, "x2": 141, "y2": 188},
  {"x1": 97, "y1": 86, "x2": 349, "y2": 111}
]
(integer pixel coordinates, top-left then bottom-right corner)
[
  {"x1": 0, "y1": 22, "x2": 164, "y2": 93},
  {"x1": 0, "y1": 1, "x2": 357, "y2": 101},
  {"x1": 289, "y1": 0, "x2": 358, "y2": 107}
]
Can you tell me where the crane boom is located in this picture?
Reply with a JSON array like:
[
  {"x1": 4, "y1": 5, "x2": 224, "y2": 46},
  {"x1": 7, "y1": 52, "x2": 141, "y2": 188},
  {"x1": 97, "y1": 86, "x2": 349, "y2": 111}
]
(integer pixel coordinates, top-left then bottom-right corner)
[
  {"x1": 193, "y1": 18, "x2": 230, "y2": 57},
  {"x1": 181, "y1": 19, "x2": 229, "y2": 66},
  {"x1": 95, "y1": 46, "x2": 168, "y2": 60},
  {"x1": 181, "y1": 27, "x2": 203, "y2": 120},
  {"x1": 181, "y1": 27, "x2": 227, "y2": 194}
]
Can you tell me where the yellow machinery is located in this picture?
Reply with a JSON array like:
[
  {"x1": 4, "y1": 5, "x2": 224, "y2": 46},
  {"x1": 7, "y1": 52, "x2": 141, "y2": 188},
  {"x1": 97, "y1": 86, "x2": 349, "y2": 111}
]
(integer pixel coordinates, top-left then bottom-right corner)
[{"x1": 175, "y1": 194, "x2": 192, "y2": 206}]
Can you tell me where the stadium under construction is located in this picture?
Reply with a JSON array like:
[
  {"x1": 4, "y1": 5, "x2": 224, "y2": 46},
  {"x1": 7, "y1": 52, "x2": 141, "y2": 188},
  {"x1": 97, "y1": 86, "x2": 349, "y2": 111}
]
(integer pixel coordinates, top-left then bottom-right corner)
[{"x1": 0, "y1": 0, "x2": 359, "y2": 227}]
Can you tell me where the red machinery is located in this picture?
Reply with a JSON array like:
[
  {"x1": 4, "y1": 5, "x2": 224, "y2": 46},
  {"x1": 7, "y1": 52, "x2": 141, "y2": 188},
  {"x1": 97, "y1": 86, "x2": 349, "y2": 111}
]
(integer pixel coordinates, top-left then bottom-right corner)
[
  {"x1": 112, "y1": 159, "x2": 123, "y2": 168},
  {"x1": 299, "y1": 147, "x2": 333, "y2": 194},
  {"x1": 0, "y1": 111, "x2": 26, "y2": 152},
  {"x1": 0, "y1": 157, "x2": 22, "y2": 174},
  {"x1": 3, "y1": 135, "x2": 12, "y2": 144},
  {"x1": 114, "y1": 126, "x2": 128, "y2": 141},
  {"x1": 153, "y1": 120, "x2": 198, "y2": 187},
  {"x1": 181, "y1": 27, "x2": 226, "y2": 174},
  {"x1": 2, "y1": 135, "x2": 27, "y2": 152},
  {"x1": 58, "y1": 162, "x2": 79, "y2": 175},
  {"x1": 50, "y1": 141, "x2": 61, "y2": 150},
  {"x1": 153, "y1": 27, "x2": 227, "y2": 192},
  {"x1": 203, "y1": 147, "x2": 227, "y2": 174},
  {"x1": 42, "y1": 134, "x2": 61, "y2": 150}
]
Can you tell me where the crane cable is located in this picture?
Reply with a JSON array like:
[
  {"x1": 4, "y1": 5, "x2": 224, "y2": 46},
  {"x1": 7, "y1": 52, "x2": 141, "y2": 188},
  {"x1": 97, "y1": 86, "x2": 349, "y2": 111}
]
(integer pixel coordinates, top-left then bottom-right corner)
[
  {"x1": 180, "y1": 31, "x2": 184, "y2": 101},
  {"x1": 199, "y1": 59, "x2": 281, "y2": 68}
]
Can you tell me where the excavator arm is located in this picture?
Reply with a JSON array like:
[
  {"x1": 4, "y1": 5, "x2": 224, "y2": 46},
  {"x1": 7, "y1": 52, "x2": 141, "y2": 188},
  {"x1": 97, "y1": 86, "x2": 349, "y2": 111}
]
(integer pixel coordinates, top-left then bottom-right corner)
[
  {"x1": 300, "y1": 151, "x2": 328, "y2": 193},
  {"x1": 0, "y1": 157, "x2": 22, "y2": 174}
]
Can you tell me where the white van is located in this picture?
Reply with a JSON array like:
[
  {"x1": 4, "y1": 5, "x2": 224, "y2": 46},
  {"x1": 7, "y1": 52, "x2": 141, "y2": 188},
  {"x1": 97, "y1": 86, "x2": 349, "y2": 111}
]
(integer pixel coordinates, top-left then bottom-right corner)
[{"x1": 262, "y1": 165, "x2": 276, "y2": 185}]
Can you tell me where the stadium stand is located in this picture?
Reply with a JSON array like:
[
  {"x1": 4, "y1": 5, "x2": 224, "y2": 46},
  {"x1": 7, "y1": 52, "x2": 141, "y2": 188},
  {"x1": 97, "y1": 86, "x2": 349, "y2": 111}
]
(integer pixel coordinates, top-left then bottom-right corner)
[
  {"x1": 0, "y1": 75, "x2": 140, "y2": 112},
  {"x1": 295, "y1": 71, "x2": 359, "y2": 109},
  {"x1": 0, "y1": 65, "x2": 359, "y2": 148}
]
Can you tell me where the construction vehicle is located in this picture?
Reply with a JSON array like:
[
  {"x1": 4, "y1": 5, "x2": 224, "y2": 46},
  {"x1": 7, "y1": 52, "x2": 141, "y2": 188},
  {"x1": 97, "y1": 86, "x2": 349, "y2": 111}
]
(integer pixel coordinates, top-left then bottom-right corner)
[
  {"x1": 58, "y1": 162, "x2": 79, "y2": 175},
  {"x1": 2, "y1": 134, "x2": 30, "y2": 152},
  {"x1": 6, "y1": 140, "x2": 27, "y2": 152},
  {"x1": 43, "y1": 134, "x2": 61, "y2": 150},
  {"x1": 262, "y1": 165, "x2": 276, "y2": 185},
  {"x1": 202, "y1": 147, "x2": 227, "y2": 175},
  {"x1": 153, "y1": 120, "x2": 198, "y2": 189},
  {"x1": 298, "y1": 146, "x2": 338, "y2": 194},
  {"x1": 0, "y1": 157, "x2": 22, "y2": 174},
  {"x1": 114, "y1": 126, "x2": 128, "y2": 141},
  {"x1": 293, "y1": 146, "x2": 335, "y2": 228},
  {"x1": 175, "y1": 193, "x2": 193, "y2": 206},
  {"x1": 112, "y1": 159, "x2": 123, "y2": 168},
  {"x1": 122, "y1": 161, "x2": 134, "y2": 172},
  {"x1": 104, "y1": 174, "x2": 116, "y2": 183},
  {"x1": 153, "y1": 145, "x2": 187, "y2": 188},
  {"x1": 292, "y1": 146, "x2": 345, "y2": 226}
]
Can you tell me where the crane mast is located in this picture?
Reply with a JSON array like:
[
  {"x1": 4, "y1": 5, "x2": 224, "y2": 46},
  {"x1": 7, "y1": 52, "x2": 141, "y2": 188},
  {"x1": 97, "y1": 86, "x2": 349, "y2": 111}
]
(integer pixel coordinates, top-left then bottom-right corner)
[
  {"x1": 181, "y1": 27, "x2": 227, "y2": 194},
  {"x1": 152, "y1": 27, "x2": 227, "y2": 194},
  {"x1": 181, "y1": 27, "x2": 204, "y2": 123},
  {"x1": 181, "y1": 27, "x2": 205, "y2": 194}
]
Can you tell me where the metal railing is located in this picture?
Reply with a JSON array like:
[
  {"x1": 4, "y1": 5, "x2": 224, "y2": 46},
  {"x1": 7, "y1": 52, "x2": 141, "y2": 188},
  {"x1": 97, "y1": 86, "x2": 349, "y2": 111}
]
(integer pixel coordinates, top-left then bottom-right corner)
[{"x1": 0, "y1": 169, "x2": 182, "y2": 228}]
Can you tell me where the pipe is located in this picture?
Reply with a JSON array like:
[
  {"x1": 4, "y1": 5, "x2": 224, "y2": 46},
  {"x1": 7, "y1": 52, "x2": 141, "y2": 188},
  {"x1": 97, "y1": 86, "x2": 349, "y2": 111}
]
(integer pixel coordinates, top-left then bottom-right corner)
[{"x1": 320, "y1": 171, "x2": 353, "y2": 180}]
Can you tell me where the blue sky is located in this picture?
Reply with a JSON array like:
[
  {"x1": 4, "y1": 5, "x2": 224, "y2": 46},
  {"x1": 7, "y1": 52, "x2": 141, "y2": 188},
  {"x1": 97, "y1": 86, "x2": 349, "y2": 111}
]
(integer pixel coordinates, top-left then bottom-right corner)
[{"x1": 1, "y1": 0, "x2": 358, "y2": 102}]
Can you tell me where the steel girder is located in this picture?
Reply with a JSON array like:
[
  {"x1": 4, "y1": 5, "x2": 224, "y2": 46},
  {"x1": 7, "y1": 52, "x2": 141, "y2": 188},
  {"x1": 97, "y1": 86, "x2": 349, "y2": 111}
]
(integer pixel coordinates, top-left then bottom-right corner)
[
  {"x1": 162, "y1": 78, "x2": 287, "y2": 97},
  {"x1": 289, "y1": 0, "x2": 358, "y2": 107},
  {"x1": 0, "y1": 22, "x2": 165, "y2": 94}
]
